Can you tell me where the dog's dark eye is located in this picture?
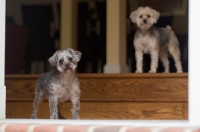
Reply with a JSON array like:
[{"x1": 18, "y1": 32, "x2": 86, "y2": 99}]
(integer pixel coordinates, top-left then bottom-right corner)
[
  {"x1": 59, "y1": 59, "x2": 63, "y2": 64},
  {"x1": 147, "y1": 15, "x2": 151, "y2": 18},
  {"x1": 139, "y1": 15, "x2": 143, "y2": 18},
  {"x1": 68, "y1": 57, "x2": 72, "y2": 61}
]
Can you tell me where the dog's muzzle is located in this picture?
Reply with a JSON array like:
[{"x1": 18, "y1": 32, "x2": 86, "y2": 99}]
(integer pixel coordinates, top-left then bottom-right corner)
[{"x1": 65, "y1": 64, "x2": 71, "y2": 70}]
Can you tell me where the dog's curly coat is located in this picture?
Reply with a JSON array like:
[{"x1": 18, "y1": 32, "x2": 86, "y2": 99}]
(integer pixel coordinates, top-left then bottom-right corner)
[
  {"x1": 30, "y1": 48, "x2": 81, "y2": 119},
  {"x1": 130, "y1": 7, "x2": 183, "y2": 73}
]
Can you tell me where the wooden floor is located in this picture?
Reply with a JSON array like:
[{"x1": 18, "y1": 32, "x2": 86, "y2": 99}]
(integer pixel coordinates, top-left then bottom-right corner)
[{"x1": 5, "y1": 73, "x2": 188, "y2": 120}]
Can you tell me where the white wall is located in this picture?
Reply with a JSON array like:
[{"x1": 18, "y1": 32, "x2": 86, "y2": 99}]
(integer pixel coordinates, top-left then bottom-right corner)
[
  {"x1": 0, "y1": 0, "x2": 6, "y2": 119},
  {"x1": 189, "y1": 0, "x2": 200, "y2": 125}
]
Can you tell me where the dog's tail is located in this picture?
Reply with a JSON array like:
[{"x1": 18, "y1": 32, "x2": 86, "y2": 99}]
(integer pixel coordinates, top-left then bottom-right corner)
[{"x1": 166, "y1": 25, "x2": 172, "y2": 30}]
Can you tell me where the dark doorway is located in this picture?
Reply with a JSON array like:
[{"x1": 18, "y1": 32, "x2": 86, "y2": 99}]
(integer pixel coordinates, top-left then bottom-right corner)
[
  {"x1": 22, "y1": 5, "x2": 56, "y2": 73},
  {"x1": 77, "y1": 1, "x2": 106, "y2": 73}
]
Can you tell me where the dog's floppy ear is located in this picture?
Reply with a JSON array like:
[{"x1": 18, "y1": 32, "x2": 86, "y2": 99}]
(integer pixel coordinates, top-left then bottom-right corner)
[
  {"x1": 74, "y1": 51, "x2": 82, "y2": 62},
  {"x1": 67, "y1": 48, "x2": 82, "y2": 62},
  {"x1": 48, "y1": 50, "x2": 60, "y2": 66},
  {"x1": 151, "y1": 8, "x2": 160, "y2": 23},
  {"x1": 129, "y1": 7, "x2": 143, "y2": 23},
  {"x1": 129, "y1": 10, "x2": 138, "y2": 23}
]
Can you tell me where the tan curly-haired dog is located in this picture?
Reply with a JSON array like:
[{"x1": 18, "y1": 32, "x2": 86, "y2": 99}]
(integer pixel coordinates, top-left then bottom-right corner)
[{"x1": 130, "y1": 7, "x2": 183, "y2": 73}]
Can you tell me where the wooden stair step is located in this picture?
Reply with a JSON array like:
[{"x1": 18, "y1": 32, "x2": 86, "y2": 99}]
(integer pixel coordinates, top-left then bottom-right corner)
[{"x1": 5, "y1": 73, "x2": 188, "y2": 120}]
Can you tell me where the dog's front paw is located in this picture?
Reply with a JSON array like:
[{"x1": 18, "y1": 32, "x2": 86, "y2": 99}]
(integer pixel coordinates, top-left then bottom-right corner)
[
  {"x1": 177, "y1": 70, "x2": 183, "y2": 73},
  {"x1": 30, "y1": 116, "x2": 37, "y2": 119},
  {"x1": 30, "y1": 115, "x2": 37, "y2": 119},
  {"x1": 148, "y1": 70, "x2": 156, "y2": 73},
  {"x1": 163, "y1": 70, "x2": 169, "y2": 73},
  {"x1": 135, "y1": 70, "x2": 143, "y2": 73},
  {"x1": 72, "y1": 116, "x2": 80, "y2": 120}
]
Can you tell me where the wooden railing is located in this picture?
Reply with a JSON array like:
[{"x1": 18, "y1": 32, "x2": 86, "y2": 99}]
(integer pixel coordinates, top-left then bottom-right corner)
[{"x1": 5, "y1": 73, "x2": 188, "y2": 120}]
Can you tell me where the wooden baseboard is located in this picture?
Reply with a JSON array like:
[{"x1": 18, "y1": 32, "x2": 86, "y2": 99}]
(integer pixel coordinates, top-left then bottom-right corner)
[{"x1": 5, "y1": 73, "x2": 188, "y2": 120}]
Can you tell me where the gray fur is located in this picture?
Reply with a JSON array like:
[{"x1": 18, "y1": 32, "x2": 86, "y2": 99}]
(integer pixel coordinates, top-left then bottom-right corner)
[
  {"x1": 30, "y1": 48, "x2": 81, "y2": 119},
  {"x1": 149, "y1": 27, "x2": 171, "y2": 48},
  {"x1": 157, "y1": 28, "x2": 171, "y2": 47},
  {"x1": 135, "y1": 26, "x2": 171, "y2": 48}
]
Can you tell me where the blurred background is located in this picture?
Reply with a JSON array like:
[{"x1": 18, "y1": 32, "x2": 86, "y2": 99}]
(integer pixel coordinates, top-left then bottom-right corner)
[{"x1": 5, "y1": 0, "x2": 188, "y2": 74}]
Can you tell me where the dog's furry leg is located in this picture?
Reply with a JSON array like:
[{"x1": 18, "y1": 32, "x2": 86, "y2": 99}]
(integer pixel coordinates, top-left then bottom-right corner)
[
  {"x1": 159, "y1": 47, "x2": 169, "y2": 73},
  {"x1": 71, "y1": 88, "x2": 80, "y2": 119},
  {"x1": 135, "y1": 50, "x2": 143, "y2": 73},
  {"x1": 30, "y1": 86, "x2": 43, "y2": 119},
  {"x1": 168, "y1": 45, "x2": 183, "y2": 73},
  {"x1": 71, "y1": 100, "x2": 80, "y2": 119},
  {"x1": 57, "y1": 103, "x2": 66, "y2": 119},
  {"x1": 49, "y1": 97, "x2": 58, "y2": 119},
  {"x1": 149, "y1": 50, "x2": 159, "y2": 73}
]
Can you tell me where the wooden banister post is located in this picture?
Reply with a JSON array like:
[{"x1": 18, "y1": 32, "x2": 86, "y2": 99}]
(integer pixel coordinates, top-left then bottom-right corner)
[
  {"x1": 60, "y1": 0, "x2": 77, "y2": 50},
  {"x1": 104, "y1": 0, "x2": 129, "y2": 73}
]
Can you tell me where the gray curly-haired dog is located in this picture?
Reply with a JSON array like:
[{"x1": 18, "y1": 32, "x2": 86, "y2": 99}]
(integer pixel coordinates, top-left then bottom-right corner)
[
  {"x1": 129, "y1": 7, "x2": 183, "y2": 73},
  {"x1": 30, "y1": 48, "x2": 81, "y2": 119}
]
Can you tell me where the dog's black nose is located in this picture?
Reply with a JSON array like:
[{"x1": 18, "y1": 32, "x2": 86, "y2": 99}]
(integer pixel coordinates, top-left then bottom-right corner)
[
  {"x1": 143, "y1": 19, "x2": 147, "y2": 23},
  {"x1": 66, "y1": 64, "x2": 70, "y2": 68}
]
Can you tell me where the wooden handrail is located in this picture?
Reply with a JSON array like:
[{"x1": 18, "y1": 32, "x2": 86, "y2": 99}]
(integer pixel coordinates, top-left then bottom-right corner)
[{"x1": 5, "y1": 73, "x2": 188, "y2": 78}]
